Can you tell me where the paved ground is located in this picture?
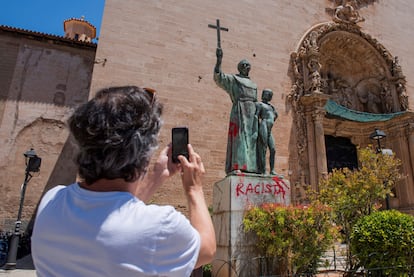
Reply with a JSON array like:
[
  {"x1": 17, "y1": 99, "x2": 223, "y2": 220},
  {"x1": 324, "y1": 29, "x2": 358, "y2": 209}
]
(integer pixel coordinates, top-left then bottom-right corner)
[{"x1": 0, "y1": 255, "x2": 36, "y2": 276}]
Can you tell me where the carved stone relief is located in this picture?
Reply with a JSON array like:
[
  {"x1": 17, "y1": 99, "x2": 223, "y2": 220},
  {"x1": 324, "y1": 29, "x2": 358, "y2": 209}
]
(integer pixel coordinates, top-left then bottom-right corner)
[
  {"x1": 326, "y1": 0, "x2": 378, "y2": 24},
  {"x1": 288, "y1": 19, "x2": 408, "y2": 197},
  {"x1": 319, "y1": 31, "x2": 407, "y2": 114},
  {"x1": 290, "y1": 23, "x2": 408, "y2": 114}
]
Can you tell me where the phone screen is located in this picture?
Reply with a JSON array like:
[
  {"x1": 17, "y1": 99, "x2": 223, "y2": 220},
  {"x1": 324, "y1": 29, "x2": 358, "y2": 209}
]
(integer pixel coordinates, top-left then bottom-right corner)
[{"x1": 172, "y1": 127, "x2": 189, "y2": 163}]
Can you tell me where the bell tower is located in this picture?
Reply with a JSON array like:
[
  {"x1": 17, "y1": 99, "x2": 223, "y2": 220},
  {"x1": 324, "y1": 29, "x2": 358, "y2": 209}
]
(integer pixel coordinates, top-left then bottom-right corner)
[{"x1": 63, "y1": 16, "x2": 96, "y2": 42}]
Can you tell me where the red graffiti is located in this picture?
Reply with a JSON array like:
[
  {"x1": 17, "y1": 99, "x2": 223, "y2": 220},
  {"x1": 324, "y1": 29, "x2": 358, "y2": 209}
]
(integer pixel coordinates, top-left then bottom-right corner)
[
  {"x1": 272, "y1": 176, "x2": 289, "y2": 191},
  {"x1": 235, "y1": 178, "x2": 288, "y2": 198},
  {"x1": 228, "y1": 122, "x2": 239, "y2": 138},
  {"x1": 232, "y1": 164, "x2": 247, "y2": 174}
]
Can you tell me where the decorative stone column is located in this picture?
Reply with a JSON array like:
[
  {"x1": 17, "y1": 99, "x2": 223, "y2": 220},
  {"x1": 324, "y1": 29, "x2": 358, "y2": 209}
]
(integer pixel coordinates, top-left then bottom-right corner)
[
  {"x1": 305, "y1": 110, "x2": 317, "y2": 188},
  {"x1": 313, "y1": 107, "x2": 328, "y2": 181},
  {"x1": 407, "y1": 123, "x2": 414, "y2": 180},
  {"x1": 404, "y1": 123, "x2": 414, "y2": 206},
  {"x1": 299, "y1": 93, "x2": 329, "y2": 190}
]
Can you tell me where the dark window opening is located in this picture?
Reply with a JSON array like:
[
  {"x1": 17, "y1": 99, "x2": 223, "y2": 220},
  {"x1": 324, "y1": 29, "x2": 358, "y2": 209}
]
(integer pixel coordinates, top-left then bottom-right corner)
[{"x1": 325, "y1": 135, "x2": 358, "y2": 172}]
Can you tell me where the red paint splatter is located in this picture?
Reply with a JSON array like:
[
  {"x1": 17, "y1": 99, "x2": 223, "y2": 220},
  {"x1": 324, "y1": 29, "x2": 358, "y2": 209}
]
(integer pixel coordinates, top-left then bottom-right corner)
[
  {"x1": 232, "y1": 164, "x2": 247, "y2": 176},
  {"x1": 271, "y1": 176, "x2": 289, "y2": 199},
  {"x1": 228, "y1": 122, "x2": 239, "y2": 138},
  {"x1": 272, "y1": 176, "x2": 289, "y2": 190}
]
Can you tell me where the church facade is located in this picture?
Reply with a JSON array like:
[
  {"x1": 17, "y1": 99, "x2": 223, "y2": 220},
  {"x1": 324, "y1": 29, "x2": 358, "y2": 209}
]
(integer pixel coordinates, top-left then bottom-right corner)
[
  {"x1": 90, "y1": 0, "x2": 414, "y2": 213},
  {"x1": 1, "y1": 0, "x2": 414, "y2": 231}
]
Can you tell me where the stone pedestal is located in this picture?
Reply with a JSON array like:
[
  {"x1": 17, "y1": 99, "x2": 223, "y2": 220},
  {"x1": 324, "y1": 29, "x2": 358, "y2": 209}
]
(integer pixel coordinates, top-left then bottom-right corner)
[{"x1": 212, "y1": 173, "x2": 290, "y2": 277}]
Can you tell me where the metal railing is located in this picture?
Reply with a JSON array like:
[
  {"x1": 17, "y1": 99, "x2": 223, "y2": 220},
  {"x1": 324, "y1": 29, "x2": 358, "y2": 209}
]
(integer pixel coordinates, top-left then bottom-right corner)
[{"x1": 210, "y1": 245, "x2": 413, "y2": 277}]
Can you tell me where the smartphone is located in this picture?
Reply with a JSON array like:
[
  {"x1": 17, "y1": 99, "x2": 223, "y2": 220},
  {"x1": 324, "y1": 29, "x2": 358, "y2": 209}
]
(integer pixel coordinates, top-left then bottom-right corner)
[{"x1": 172, "y1": 127, "x2": 189, "y2": 163}]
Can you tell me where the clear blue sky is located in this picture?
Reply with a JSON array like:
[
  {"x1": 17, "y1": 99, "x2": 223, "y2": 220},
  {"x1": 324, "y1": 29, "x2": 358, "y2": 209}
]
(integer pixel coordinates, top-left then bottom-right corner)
[{"x1": 0, "y1": 0, "x2": 105, "y2": 41}]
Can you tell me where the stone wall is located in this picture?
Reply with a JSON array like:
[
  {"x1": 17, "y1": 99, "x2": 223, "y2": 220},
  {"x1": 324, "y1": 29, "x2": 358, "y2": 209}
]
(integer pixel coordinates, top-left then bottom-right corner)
[
  {"x1": 0, "y1": 28, "x2": 96, "y2": 231},
  {"x1": 90, "y1": 0, "x2": 414, "y2": 211}
]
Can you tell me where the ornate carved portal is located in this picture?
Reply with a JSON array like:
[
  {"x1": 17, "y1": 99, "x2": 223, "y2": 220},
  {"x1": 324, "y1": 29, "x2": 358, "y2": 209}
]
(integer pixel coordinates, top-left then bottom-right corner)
[{"x1": 288, "y1": 21, "x2": 414, "y2": 212}]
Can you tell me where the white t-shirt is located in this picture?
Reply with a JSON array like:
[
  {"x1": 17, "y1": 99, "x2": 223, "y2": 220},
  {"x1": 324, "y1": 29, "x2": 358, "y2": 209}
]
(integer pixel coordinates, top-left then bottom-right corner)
[{"x1": 32, "y1": 183, "x2": 200, "y2": 277}]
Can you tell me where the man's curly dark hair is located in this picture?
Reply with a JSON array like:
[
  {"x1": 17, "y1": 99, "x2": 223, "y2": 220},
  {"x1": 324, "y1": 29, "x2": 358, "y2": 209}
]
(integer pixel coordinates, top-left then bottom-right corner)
[{"x1": 68, "y1": 86, "x2": 163, "y2": 185}]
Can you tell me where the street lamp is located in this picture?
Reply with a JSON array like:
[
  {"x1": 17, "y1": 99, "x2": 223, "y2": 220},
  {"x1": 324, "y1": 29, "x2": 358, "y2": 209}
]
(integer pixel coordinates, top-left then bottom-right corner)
[
  {"x1": 4, "y1": 149, "x2": 41, "y2": 270},
  {"x1": 369, "y1": 129, "x2": 390, "y2": 210},
  {"x1": 369, "y1": 128, "x2": 386, "y2": 153}
]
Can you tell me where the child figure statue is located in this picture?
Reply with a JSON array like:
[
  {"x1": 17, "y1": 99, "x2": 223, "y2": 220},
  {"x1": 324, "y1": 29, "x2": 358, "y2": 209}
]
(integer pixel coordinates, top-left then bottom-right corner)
[{"x1": 256, "y1": 89, "x2": 278, "y2": 175}]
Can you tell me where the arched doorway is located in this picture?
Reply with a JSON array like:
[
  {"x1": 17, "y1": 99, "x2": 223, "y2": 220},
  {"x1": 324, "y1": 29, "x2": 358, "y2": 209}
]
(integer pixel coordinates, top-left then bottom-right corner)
[{"x1": 288, "y1": 19, "x2": 414, "y2": 211}]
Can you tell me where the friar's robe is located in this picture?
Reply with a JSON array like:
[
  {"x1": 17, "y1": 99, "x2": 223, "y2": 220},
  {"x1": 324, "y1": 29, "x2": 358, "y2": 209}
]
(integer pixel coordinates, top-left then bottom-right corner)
[{"x1": 214, "y1": 71, "x2": 258, "y2": 174}]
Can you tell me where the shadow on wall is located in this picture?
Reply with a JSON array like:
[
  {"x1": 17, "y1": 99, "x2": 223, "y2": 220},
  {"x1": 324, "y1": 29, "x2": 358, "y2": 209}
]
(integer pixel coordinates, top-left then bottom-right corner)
[
  {"x1": 43, "y1": 134, "x2": 78, "y2": 193},
  {"x1": 27, "y1": 135, "x2": 78, "y2": 234}
]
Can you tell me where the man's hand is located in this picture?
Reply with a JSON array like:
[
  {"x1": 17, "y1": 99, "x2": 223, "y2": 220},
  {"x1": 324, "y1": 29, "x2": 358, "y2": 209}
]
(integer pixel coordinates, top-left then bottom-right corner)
[
  {"x1": 216, "y1": 48, "x2": 223, "y2": 60},
  {"x1": 215, "y1": 48, "x2": 223, "y2": 73},
  {"x1": 177, "y1": 144, "x2": 216, "y2": 268},
  {"x1": 177, "y1": 144, "x2": 205, "y2": 192},
  {"x1": 154, "y1": 144, "x2": 180, "y2": 181}
]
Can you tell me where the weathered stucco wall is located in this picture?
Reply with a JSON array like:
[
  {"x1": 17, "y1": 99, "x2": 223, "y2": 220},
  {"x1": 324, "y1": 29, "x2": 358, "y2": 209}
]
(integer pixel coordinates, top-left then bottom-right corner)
[{"x1": 0, "y1": 30, "x2": 96, "y2": 230}]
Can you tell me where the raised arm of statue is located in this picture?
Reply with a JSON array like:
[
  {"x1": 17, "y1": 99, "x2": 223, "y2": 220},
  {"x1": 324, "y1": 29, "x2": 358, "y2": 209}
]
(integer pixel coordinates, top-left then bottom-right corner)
[{"x1": 215, "y1": 48, "x2": 223, "y2": 73}]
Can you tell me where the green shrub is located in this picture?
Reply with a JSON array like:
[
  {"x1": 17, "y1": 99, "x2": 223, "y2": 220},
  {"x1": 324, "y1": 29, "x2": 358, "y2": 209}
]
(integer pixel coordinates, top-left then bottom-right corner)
[
  {"x1": 243, "y1": 203, "x2": 337, "y2": 276},
  {"x1": 350, "y1": 210, "x2": 414, "y2": 276},
  {"x1": 202, "y1": 263, "x2": 212, "y2": 276},
  {"x1": 314, "y1": 147, "x2": 401, "y2": 241},
  {"x1": 310, "y1": 147, "x2": 402, "y2": 270}
]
